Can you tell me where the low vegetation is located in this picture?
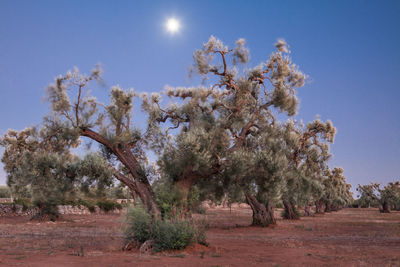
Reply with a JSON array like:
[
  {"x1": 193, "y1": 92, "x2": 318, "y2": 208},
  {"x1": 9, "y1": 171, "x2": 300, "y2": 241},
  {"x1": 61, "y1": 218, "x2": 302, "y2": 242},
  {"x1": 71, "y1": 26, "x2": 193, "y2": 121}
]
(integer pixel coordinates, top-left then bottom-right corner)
[
  {"x1": 124, "y1": 205, "x2": 206, "y2": 252},
  {"x1": 0, "y1": 186, "x2": 11, "y2": 198}
]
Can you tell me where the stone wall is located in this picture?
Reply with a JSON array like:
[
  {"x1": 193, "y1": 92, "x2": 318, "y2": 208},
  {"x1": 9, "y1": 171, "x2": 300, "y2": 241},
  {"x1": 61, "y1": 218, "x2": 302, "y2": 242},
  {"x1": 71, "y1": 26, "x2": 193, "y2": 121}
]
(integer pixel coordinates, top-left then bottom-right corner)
[
  {"x1": 0, "y1": 204, "x2": 121, "y2": 217},
  {"x1": 0, "y1": 198, "x2": 13, "y2": 204},
  {"x1": 0, "y1": 204, "x2": 39, "y2": 217}
]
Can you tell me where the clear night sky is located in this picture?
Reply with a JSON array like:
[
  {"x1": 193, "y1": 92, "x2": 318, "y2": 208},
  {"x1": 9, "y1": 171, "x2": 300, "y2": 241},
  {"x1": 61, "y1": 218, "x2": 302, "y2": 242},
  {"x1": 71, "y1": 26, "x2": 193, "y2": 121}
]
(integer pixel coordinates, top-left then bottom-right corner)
[{"x1": 0, "y1": 0, "x2": 399, "y2": 192}]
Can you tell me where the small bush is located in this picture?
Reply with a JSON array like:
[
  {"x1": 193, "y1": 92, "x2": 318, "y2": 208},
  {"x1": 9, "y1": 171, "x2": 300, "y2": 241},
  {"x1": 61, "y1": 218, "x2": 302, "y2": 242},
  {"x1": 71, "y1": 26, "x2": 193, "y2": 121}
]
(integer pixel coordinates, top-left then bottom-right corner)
[
  {"x1": 124, "y1": 205, "x2": 206, "y2": 252},
  {"x1": 152, "y1": 219, "x2": 195, "y2": 251},
  {"x1": 125, "y1": 205, "x2": 152, "y2": 244},
  {"x1": 14, "y1": 198, "x2": 33, "y2": 211},
  {"x1": 32, "y1": 200, "x2": 59, "y2": 221},
  {"x1": 77, "y1": 199, "x2": 96, "y2": 212},
  {"x1": 97, "y1": 199, "x2": 122, "y2": 212},
  {"x1": 154, "y1": 182, "x2": 184, "y2": 219},
  {"x1": 0, "y1": 186, "x2": 11, "y2": 198}
]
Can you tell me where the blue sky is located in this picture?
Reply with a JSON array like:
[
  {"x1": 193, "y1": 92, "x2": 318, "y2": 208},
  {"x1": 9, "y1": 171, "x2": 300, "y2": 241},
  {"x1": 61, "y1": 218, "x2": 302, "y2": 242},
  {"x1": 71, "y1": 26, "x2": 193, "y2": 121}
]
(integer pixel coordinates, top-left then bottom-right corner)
[{"x1": 0, "y1": 0, "x2": 399, "y2": 192}]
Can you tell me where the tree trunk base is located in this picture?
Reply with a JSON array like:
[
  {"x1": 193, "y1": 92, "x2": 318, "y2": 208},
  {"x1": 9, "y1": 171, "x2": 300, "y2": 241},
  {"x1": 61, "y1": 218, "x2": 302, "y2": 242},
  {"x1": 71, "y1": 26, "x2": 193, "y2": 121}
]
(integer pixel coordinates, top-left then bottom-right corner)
[
  {"x1": 303, "y1": 205, "x2": 314, "y2": 217},
  {"x1": 283, "y1": 201, "x2": 300, "y2": 220},
  {"x1": 246, "y1": 194, "x2": 276, "y2": 227},
  {"x1": 380, "y1": 202, "x2": 391, "y2": 213}
]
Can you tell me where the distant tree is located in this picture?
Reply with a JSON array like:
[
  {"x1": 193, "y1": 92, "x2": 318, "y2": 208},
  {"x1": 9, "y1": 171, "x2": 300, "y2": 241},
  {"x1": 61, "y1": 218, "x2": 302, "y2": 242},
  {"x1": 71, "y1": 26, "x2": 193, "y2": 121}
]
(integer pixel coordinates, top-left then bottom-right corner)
[
  {"x1": 280, "y1": 119, "x2": 336, "y2": 219},
  {"x1": 0, "y1": 186, "x2": 11, "y2": 198},
  {"x1": 356, "y1": 183, "x2": 379, "y2": 208},
  {"x1": 378, "y1": 181, "x2": 400, "y2": 213},
  {"x1": 319, "y1": 167, "x2": 353, "y2": 212}
]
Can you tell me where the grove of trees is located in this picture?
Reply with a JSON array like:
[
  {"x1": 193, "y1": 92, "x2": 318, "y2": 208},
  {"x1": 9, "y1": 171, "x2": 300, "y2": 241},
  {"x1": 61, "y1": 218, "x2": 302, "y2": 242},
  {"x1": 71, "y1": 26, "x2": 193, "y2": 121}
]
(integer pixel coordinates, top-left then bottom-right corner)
[
  {"x1": 356, "y1": 182, "x2": 400, "y2": 212},
  {"x1": 1, "y1": 36, "x2": 354, "y2": 249}
]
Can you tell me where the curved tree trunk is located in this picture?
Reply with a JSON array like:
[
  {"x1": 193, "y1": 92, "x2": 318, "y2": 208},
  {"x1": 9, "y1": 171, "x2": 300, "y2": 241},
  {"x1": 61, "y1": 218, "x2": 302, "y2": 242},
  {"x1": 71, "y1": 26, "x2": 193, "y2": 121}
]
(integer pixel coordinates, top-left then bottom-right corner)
[
  {"x1": 81, "y1": 128, "x2": 160, "y2": 216},
  {"x1": 245, "y1": 194, "x2": 276, "y2": 226},
  {"x1": 283, "y1": 200, "x2": 300, "y2": 220}
]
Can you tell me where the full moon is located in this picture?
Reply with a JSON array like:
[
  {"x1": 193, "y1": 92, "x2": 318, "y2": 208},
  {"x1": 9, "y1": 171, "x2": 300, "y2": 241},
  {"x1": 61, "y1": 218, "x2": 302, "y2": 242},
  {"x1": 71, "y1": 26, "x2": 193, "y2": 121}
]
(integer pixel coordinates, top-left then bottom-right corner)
[{"x1": 165, "y1": 18, "x2": 181, "y2": 34}]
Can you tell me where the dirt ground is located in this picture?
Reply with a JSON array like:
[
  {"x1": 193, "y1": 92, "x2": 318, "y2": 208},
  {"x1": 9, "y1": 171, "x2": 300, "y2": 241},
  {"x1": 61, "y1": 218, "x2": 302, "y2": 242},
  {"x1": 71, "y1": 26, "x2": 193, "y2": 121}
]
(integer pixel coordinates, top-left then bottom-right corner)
[{"x1": 0, "y1": 207, "x2": 399, "y2": 267}]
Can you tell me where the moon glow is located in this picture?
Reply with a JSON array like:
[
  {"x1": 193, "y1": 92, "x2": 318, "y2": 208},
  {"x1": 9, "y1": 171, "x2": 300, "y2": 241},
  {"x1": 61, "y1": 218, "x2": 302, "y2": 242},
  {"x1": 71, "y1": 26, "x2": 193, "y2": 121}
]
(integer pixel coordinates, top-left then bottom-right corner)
[{"x1": 166, "y1": 18, "x2": 181, "y2": 33}]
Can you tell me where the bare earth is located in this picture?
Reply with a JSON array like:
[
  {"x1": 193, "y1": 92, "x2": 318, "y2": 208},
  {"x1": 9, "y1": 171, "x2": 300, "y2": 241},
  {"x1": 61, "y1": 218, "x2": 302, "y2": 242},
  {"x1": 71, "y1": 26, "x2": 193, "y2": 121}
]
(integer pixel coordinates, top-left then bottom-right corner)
[{"x1": 0, "y1": 207, "x2": 399, "y2": 267}]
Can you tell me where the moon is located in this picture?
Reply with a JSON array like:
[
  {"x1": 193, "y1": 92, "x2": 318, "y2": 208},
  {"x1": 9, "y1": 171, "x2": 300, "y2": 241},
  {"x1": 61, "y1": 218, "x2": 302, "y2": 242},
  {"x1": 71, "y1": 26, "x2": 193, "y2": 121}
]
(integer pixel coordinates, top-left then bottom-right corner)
[{"x1": 165, "y1": 18, "x2": 181, "y2": 34}]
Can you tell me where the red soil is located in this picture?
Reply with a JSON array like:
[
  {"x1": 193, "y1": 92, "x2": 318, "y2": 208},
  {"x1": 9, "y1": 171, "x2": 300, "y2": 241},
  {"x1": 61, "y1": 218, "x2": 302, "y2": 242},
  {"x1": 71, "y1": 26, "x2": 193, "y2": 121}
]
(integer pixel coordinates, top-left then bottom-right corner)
[{"x1": 0, "y1": 207, "x2": 399, "y2": 266}]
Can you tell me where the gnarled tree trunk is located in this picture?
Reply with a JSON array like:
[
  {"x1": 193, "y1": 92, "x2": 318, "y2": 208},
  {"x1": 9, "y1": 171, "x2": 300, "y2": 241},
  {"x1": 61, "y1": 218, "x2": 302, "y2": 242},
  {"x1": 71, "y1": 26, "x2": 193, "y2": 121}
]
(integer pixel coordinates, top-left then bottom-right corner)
[
  {"x1": 324, "y1": 202, "x2": 335, "y2": 212},
  {"x1": 81, "y1": 128, "x2": 160, "y2": 216},
  {"x1": 175, "y1": 166, "x2": 202, "y2": 218},
  {"x1": 283, "y1": 200, "x2": 300, "y2": 220},
  {"x1": 315, "y1": 200, "x2": 325, "y2": 214},
  {"x1": 245, "y1": 194, "x2": 276, "y2": 226},
  {"x1": 303, "y1": 205, "x2": 314, "y2": 216},
  {"x1": 381, "y1": 201, "x2": 391, "y2": 213}
]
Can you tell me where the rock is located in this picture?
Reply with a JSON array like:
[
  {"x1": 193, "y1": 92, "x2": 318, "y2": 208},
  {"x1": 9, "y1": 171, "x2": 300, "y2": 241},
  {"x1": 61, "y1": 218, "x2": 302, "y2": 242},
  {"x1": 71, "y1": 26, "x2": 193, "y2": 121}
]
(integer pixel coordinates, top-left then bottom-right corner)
[
  {"x1": 123, "y1": 240, "x2": 139, "y2": 251},
  {"x1": 139, "y1": 240, "x2": 155, "y2": 254}
]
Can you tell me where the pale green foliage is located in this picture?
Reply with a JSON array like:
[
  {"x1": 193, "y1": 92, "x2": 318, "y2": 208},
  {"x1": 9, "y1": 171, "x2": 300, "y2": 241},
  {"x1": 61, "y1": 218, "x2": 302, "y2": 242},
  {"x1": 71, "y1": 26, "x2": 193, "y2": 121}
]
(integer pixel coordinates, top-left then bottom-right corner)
[
  {"x1": 44, "y1": 63, "x2": 155, "y2": 212},
  {"x1": 322, "y1": 167, "x2": 353, "y2": 209},
  {"x1": 232, "y1": 38, "x2": 250, "y2": 65},
  {"x1": 47, "y1": 65, "x2": 103, "y2": 128},
  {"x1": 356, "y1": 183, "x2": 379, "y2": 207},
  {"x1": 47, "y1": 64, "x2": 144, "y2": 149},
  {"x1": 379, "y1": 182, "x2": 400, "y2": 210},
  {"x1": 143, "y1": 37, "x2": 307, "y2": 203},
  {"x1": 0, "y1": 125, "x2": 114, "y2": 217},
  {"x1": 281, "y1": 118, "x2": 337, "y2": 209},
  {"x1": 75, "y1": 153, "x2": 114, "y2": 193},
  {"x1": 0, "y1": 186, "x2": 11, "y2": 198},
  {"x1": 356, "y1": 181, "x2": 400, "y2": 210}
]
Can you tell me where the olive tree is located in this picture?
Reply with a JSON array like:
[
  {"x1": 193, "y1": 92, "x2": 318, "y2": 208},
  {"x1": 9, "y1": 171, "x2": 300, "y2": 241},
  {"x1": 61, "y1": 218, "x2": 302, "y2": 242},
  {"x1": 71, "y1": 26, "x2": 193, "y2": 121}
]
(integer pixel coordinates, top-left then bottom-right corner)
[
  {"x1": 280, "y1": 119, "x2": 336, "y2": 219},
  {"x1": 320, "y1": 167, "x2": 353, "y2": 212},
  {"x1": 356, "y1": 183, "x2": 379, "y2": 208},
  {"x1": 0, "y1": 122, "x2": 113, "y2": 218},
  {"x1": 44, "y1": 67, "x2": 160, "y2": 215},
  {"x1": 378, "y1": 181, "x2": 400, "y2": 213},
  {"x1": 142, "y1": 36, "x2": 306, "y2": 221}
]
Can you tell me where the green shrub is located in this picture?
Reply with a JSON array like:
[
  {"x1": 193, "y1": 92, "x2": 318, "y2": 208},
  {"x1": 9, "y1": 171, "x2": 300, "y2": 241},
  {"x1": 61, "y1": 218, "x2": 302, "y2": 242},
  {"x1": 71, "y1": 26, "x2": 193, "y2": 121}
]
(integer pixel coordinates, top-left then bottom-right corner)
[
  {"x1": 14, "y1": 198, "x2": 33, "y2": 211},
  {"x1": 124, "y1": 205, "x2": 207, "y2": 252},
  {"x1": 0, "y1": 186, "x2": 11, "y2": 198},
  {"x1": 154, "y1": 181, "x2": 184, "y2": 219},
  {"x1": 152, "y1": 219, "x2": 195, "y2": 251},
  {"x1": 124, "y1": 205, "x2": 152, "y2": 244},
  {"x1": 31, "y1": 199, "x2": 60, "y2": 221},
  {"x1": 97, "y1": 199, "x2": 122, "y2": 212}
]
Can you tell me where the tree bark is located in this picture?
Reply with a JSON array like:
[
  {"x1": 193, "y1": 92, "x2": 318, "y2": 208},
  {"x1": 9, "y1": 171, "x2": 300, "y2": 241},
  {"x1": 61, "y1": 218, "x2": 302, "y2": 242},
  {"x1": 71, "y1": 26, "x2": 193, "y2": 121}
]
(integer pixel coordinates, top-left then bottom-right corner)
[
  {"x1": 324, "y1": 202, "x2": 331, "y2": 212},
  {"x1": 81, "y1": 128, "x2": 160, "y2": 216},
  {"x1": 175, "y1": 167, "x2": 202, "y2": 218},
  {"x1": 315, "y1": 200, "x2": 325, "y2": 214},
  {"x1": 303, "y1": 205, "x2": 314, "y2": 216},
  {"x1": 283, "y1": 200, "x2": 300, "y2": 220},
  {"x1": 245, "y1": 194, "x2": 276, "y2": 226},
  {"x1": 381, "y1": 201, "x2": 391, "y2": 213}
]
